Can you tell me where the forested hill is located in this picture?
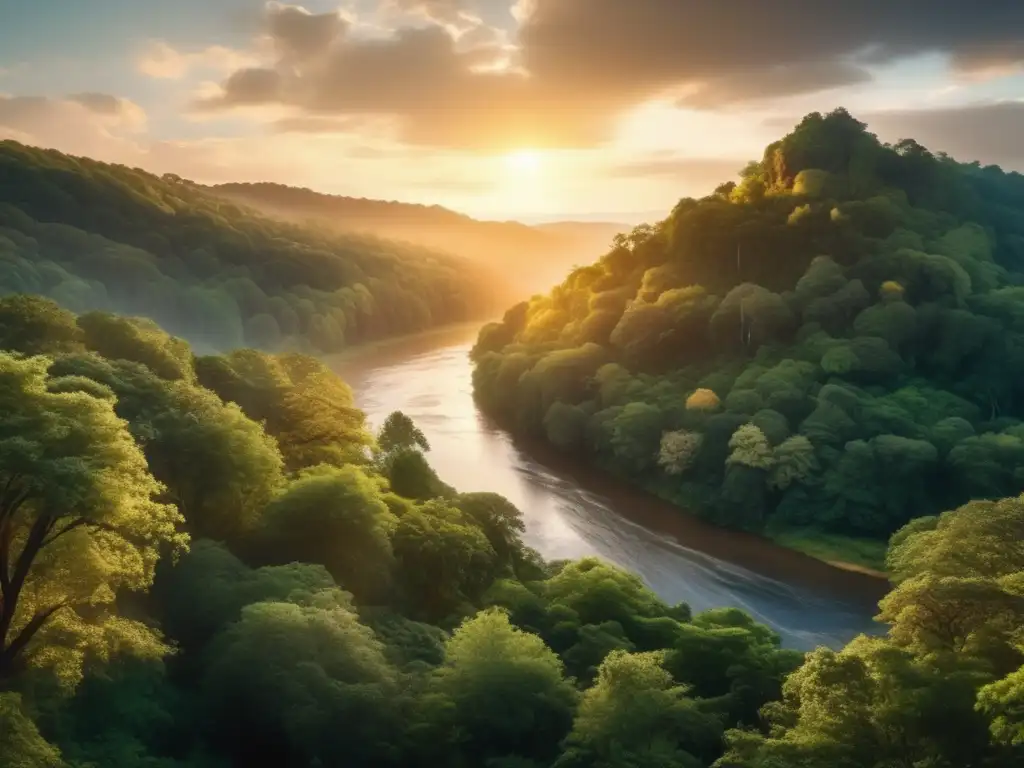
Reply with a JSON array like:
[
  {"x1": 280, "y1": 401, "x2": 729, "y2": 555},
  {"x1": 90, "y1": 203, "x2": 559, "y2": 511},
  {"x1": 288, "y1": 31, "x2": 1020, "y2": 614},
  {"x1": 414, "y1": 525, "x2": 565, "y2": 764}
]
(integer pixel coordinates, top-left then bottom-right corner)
[
  {"x1": 0, "y1": 140, "x2": 505, "y2": 353},
  {"x1": 209, "y1": 182, "x2": 626, "y2": 294},
  {"x1": 472, "y1": 108, "x2": 1024, "y2": 570}
]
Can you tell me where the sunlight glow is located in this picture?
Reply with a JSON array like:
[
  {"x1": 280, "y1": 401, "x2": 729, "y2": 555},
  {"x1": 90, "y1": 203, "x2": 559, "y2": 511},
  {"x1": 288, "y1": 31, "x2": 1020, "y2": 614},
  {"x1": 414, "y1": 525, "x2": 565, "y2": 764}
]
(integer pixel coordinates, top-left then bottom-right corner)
[{"x1": 504, "y1": 149, "x2": 542, "y2": 175}]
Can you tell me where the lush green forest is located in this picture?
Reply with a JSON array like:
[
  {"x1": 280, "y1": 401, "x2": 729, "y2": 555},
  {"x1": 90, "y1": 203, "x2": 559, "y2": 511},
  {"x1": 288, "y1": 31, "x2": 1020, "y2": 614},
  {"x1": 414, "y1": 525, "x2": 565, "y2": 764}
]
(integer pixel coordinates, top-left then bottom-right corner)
[
  {"x1": 208, "y1": 182, "x2": 623, "y2": 296},
  {"x1": 0, "y1": 294, "x2": 1022, "y2": 767},
  {"x1": 472, "y1": 108, "x2": 1024, "y2": 570},
  {"x1": 0, "y1": 140, "x2": 504, "y2": 354}
]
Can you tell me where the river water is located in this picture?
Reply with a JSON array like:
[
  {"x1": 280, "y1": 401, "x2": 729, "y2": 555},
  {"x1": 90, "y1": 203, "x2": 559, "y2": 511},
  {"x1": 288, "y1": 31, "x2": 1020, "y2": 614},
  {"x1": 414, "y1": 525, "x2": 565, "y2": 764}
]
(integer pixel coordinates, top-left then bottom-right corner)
[{"x1": 332, "y1": 323, "x2": 886, "y2": 650}]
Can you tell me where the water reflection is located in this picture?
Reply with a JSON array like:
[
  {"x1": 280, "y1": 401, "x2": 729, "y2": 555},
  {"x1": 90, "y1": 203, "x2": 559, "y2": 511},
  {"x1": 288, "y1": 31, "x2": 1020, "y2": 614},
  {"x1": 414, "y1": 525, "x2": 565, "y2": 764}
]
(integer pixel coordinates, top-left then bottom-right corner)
[{"x1": 332, "y1": 327, "x2": 885, "y2": 650}]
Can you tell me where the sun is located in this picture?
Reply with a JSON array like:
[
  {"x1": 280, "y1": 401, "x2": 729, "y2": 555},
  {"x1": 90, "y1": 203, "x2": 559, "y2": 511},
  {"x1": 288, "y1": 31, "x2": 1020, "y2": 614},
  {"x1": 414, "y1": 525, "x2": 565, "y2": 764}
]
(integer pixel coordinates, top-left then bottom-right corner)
[{"x1": 504, "y1": 149, "x2": 542, "y2": 175}]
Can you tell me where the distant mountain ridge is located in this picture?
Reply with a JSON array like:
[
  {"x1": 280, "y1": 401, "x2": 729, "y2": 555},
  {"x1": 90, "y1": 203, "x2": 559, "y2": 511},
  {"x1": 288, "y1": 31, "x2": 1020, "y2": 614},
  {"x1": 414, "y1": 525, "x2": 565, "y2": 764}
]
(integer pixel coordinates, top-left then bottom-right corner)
[{"x1": 207, "y1": 182, "x2": 629, "y2": 295}]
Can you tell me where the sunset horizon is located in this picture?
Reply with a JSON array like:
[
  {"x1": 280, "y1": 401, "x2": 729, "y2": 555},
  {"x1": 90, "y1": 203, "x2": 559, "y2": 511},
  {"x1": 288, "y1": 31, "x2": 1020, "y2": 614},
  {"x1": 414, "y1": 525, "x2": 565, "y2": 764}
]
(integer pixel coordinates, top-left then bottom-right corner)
[{"x1": 4, "y1": 1, "x2": 1024, "y2": 219}]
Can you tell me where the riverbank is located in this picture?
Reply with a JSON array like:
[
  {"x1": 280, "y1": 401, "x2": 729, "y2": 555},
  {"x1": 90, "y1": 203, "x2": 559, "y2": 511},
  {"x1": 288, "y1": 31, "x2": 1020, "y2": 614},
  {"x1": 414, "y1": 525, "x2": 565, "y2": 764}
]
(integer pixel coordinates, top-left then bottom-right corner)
[
  {"x1": 335, "y1": 330, "x2": 885, "y2": 646},
  {"x1": 335, "y1": 323, "x2": 891, "y2": 584},
  {"x1": 765, "y1": 528, "x2": 888, "y2": 578},
  {"x1": 500, "y1": 419, "x2": 892, "y2": 585}
]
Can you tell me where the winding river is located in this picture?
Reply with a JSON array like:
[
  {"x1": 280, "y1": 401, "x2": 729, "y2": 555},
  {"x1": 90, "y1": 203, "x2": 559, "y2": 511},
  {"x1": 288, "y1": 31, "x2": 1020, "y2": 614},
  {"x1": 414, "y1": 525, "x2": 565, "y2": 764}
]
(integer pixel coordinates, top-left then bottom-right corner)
[{"x1": 332, "y1": 323, "x2": 887, "y2": 650}]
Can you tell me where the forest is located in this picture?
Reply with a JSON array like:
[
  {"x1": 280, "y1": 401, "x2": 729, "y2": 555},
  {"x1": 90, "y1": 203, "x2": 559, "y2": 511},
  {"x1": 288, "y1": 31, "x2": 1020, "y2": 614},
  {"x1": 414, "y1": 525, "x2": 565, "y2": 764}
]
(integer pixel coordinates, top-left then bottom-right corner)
[
  {"x1": 0, "y1": 140, "x2": 505, "y2": 354},
  {"x1": 209, "y1": 182, "x2": 622, "y2": 296},
  {"x1": 0, "y1": 293, "x2": 1021, "y2": 768},
  {"x1": 472, "y1": 108, "x2": 1024, "y2": 571},
  {"x1": 0, "y1": 290, "x2": 1019, "y2": 765}
]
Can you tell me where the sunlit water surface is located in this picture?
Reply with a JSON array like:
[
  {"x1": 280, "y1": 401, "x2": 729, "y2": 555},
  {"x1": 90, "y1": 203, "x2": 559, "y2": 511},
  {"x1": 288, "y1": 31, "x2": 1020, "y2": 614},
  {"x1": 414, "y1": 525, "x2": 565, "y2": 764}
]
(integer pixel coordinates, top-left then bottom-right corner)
[{"x1": 332, "y1": 324, "x2": 885, "y2": 649}]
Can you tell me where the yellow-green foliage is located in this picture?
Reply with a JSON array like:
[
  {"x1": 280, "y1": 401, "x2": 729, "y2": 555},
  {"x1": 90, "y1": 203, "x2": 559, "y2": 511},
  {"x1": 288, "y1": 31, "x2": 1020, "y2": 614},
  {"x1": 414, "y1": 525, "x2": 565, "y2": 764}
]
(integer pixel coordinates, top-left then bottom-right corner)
[
  {"x1": 793, "y1": 169, "x2": 831, "y2": 198},
  {"x1": 0, "y1": 352, "x2": 187, "y2": 688},
  {"x1": 880, "y1": 280, "x2": 906, "y2": 301},
  {"x1": 658, "y1": 430, "x2": 704, "y2": 475},
  {"x1": 727, "y1": 424, "x2": 773, "y2": 470}
]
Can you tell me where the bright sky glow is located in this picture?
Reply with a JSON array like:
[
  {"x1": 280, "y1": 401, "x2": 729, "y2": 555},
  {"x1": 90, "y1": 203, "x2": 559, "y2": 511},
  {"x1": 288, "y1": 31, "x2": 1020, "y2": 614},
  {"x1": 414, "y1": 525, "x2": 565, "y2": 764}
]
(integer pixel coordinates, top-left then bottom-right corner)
[{"x1": 2, "y1": 1, "x2": 1024, "y2": 219}]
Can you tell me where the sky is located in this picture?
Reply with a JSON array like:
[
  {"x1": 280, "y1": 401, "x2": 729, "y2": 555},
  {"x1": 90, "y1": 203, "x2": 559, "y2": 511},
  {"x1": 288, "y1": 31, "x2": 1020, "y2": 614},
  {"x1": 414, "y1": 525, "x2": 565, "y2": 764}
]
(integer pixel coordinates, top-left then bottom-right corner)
[{"x1": 2, "y1": 0, "x2": 1024, "y2": 221}]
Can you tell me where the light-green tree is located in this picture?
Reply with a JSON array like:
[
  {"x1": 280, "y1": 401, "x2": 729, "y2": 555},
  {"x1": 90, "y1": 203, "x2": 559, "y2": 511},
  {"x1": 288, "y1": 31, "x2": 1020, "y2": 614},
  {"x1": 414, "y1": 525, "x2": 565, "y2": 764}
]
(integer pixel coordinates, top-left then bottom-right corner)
[
  {"x1": 420, "y1": 609, "x2": 577, "y2": 765},
  {"x1": 0, "y1": 353, "x2": 186, "y2": 687},
  {"x1": 556, "y1": 650, "x2": 722, "y2": 768}
]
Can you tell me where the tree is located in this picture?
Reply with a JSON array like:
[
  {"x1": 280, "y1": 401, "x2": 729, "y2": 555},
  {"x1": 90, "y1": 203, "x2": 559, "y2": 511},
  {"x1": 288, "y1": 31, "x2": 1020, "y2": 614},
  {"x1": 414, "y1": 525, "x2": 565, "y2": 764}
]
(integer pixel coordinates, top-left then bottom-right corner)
[
  {"x1": 727, "y1": 424, "x2": 773, "y2": 470},
  {"x1": 0, "y1": 692, "x2": 63, "y2": 767},
  {"x1": 606, "y1": 402, "x2": 664, "y2": 474},
  {"x1": 258, "y1": 466, "x2": 397, "y2": 603},
  {"x1": 721, "y1": 635, "x2": 998, "y2": 768},
  {"x1": 377, "y1": 411, "x2": 429, "y2": 454},
  {"x1": 978, "y1": 663, "x2": 1024, "y2": 746},
  {"x1": 201, "y1": 592, "x2": 400, "y2": 767},
  {"x1": 196, "y1": 350, "x2": 373, "y2": 470},
  {"x1": 556, "y1": 650, "x2": 722, "y2": 768},
  {"x1": 157, "y1": 540, "x2": 339, "y2": 652},
  {"x1": 544, "y1": 401, "x2": 589, "y2": 451},
  {"x1": 0, "y1": 294, "x2": 83, "y2": 356},
  {"x1": 78, "y1": 311, "x2": 194, "y2": 381},
  {"x1": 453, "y1": 492, "x2": 526, "y2": 569},
  {"x1": 686, "y1": 388, "x2": 721, "y2": 412},
  {"x1": 384, "y1": 448, "x2": 454, "y2": 501},
  {"x1": 768, "y1": 435, "x2": 817, "y2": 490},
  {"x1": 420, "y1": 609, "x2": 576, "y2": 765},
  {"x1": 391, "y1": 501, "x2": 498, "y2": 621},
  {"x1": 0, "y1": 353, "x2": 186, "y2": 686},
  {"x1": 658, "y1": 430, "x2": 703, "y2": 475}
]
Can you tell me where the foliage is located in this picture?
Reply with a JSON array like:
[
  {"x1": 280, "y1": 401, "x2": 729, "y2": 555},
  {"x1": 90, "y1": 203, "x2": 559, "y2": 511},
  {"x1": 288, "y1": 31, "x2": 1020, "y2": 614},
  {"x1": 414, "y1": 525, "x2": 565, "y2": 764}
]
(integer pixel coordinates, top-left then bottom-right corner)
[
  {"x1": 0, "y1": 352, "x2": 185, "y2": 687},
  {"x1": 4, "y1": 108, "x2": 1024, "y2": 766},
  {"x1": 472, "y1": 107, "x2": 1024, "y2": 549},
  {"x1": 0, "y1": 140, "x2": 502, "y2": 354},
  {"x1": 0, "y1": 297, "x2": 831, "y2": 767}
]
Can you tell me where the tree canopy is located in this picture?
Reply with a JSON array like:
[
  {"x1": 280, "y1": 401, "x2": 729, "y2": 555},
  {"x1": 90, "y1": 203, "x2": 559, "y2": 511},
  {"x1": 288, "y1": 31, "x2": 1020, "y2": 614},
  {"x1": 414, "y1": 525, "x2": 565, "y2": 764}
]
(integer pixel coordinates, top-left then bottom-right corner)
[{"x1": 472, "y1": 108, "x2": 1024, "y2": 570}]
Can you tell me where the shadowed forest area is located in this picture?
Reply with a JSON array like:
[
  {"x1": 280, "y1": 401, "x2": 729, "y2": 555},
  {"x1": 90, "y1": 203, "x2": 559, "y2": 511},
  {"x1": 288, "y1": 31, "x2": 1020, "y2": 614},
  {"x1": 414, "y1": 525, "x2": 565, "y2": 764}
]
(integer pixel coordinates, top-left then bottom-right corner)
[
  {"x1": 0, "y1": 140, "x2": 508, "y2": 354},
  {"x1": 473, "y1": 109, "x2": 1024, "y2": 572}
]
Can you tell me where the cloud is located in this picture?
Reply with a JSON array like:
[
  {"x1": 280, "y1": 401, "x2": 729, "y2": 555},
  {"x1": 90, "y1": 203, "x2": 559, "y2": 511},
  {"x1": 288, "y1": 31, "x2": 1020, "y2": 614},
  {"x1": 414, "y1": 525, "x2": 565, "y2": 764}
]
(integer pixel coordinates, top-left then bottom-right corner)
[
  {"x1": 0, "y1": 95, "x2": 149, "y2": 156},
  {"x1": 388, "y1": 0, "x2": 475, "y2": 27},
  {"x1": 0, "y1": 90, "x2": 503, "y2": 207},
  {"x1": 266, "y1": 2, "x2": 346, "y2": 62},
  {"x1": 137, "y1": 40, "x2": 257, "y2": 79},
  {"x1": 677, "y1": 62, "x2": 872, "y2": 110},
  {"x1": 195, "y1": 8, "x2": 621, "y2": 150},
  {"x1": 271, "y1": 115, "x2": 381, "y2": 133},
  {"x1": 606, "y1": 154, "x2": 746, "y2": 185},
  {"x1": 192, "y1": 0, "x2": 1024, "y2": 150},
  {"x1": 66, "y1": 92, "x2": 148, "y2": 130},
  {"x1": 863, "y1": 101, "x2": 1024, "y2": 170}
]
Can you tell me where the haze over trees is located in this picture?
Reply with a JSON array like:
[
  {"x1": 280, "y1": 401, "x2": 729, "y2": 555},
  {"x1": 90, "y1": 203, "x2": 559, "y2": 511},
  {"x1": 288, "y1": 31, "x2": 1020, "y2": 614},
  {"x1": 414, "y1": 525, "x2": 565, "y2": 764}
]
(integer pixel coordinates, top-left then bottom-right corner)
[
  {"x1": 209, "y1": 182, "x2": 626, "y2": 296},
  {"x1": 472, "y1": 108, "x2": 1024, "y2": 570},
  {"x1": 0, "y1": 140, "x2": 506, "y2": 355}
]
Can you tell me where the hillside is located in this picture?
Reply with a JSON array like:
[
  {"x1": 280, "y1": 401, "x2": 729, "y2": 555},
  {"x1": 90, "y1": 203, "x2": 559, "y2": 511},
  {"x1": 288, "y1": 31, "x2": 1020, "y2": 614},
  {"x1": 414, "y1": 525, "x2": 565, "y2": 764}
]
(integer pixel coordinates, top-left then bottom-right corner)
[
  {"x1": 472, "y1": 108, "x2": 1024, "y2": 569},
  {"x1": 0, "y1": 140, "x2": 506, "y2": 353},
  {"x1": 208, "y1": 182, "x2": 626, "y2": 295}
]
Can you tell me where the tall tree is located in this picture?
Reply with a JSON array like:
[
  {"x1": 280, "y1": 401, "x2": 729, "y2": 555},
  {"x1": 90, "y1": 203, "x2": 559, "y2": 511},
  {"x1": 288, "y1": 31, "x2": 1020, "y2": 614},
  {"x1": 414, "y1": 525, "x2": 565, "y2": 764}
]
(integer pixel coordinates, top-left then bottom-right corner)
[{"x1": 0, "y1": 353, "x2": 185, "y2": 686}]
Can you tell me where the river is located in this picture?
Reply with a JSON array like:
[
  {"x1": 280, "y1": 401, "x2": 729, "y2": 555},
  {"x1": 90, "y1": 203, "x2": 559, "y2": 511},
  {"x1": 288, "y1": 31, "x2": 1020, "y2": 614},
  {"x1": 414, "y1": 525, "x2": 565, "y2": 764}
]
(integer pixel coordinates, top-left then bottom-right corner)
[{"x1": 332, "y1": 323, "x2": 887, "y2": 650}]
